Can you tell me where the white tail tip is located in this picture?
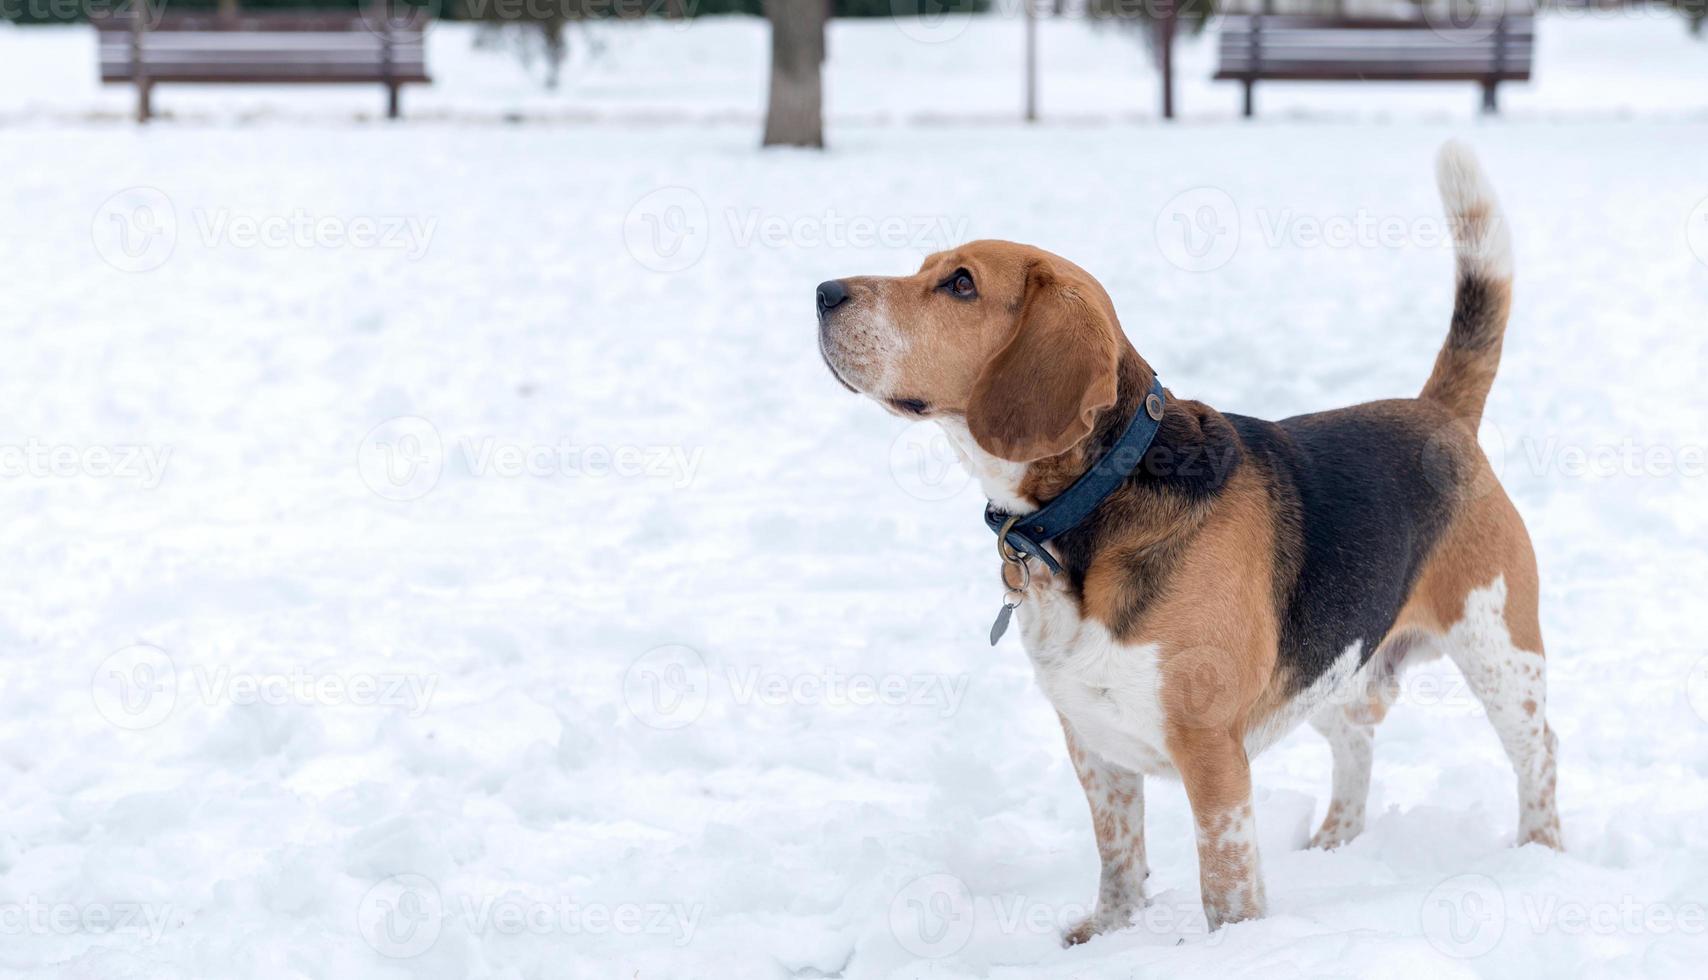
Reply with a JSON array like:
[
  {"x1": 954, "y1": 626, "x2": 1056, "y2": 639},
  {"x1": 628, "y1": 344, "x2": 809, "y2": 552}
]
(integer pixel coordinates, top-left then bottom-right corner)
[{"x1": 1435, "y1": 140, "x2": 1513, "y2": 281}]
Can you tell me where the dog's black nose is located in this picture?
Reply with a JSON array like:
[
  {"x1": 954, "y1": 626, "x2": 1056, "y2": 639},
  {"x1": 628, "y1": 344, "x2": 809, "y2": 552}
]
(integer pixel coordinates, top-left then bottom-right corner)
[{"x1": 816, "y1": 279, "x2": 849, "y2": 316}]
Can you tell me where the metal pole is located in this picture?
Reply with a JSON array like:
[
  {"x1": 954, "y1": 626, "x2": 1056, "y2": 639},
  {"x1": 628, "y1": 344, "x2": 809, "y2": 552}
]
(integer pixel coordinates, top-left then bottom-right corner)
[
  {"x1": 1024, "y1": 0, "x2": 1037, "y2": 123},
  {"x1": 1159, "y1": 0, "x2": 1176, "y2": 121},
  {"x1": 130, "y1": 0, "x2": 150, "y2": 123}
]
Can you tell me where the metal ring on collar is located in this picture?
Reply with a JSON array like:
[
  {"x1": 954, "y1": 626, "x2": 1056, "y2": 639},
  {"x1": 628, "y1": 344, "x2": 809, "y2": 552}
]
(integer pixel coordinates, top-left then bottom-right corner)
[{"x1": 996, "y1": 514, "x2": 1031, "y2": 566}]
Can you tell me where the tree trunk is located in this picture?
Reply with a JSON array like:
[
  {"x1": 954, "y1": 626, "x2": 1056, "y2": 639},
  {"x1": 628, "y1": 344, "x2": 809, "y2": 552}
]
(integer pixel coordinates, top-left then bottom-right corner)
[
  {"x1": 218, "y1": 0, "x2": 238, "y2": 18},
  {"x1": 541, "y1": 23, "x2": 567, "y2": 90},
  {"x1": 762, "y1": 0, "x2": 825, "y2": 149}
]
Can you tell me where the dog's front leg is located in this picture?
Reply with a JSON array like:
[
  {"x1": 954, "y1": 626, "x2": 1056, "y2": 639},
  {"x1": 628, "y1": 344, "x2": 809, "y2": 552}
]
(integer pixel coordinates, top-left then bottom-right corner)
[
  {"x1": 1059, "y1": 717, "x2": 1148, "y2": 946},
  {"x1": 1173, "y1": 727, "x2": 1266, "y2": 930}
]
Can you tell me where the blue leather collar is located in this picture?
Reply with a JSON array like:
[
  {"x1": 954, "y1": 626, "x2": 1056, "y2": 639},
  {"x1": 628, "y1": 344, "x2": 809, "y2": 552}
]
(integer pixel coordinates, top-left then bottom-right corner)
[{"x1": 983, "y1": 376, "x2": 1166, "y2": 575}]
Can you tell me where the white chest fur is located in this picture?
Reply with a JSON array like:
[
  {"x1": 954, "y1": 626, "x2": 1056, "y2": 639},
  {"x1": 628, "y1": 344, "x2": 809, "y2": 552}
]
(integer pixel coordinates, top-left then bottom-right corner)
[
  {"x1": 1014, "y1": 578, "x2": 1369, "y2": 776},
  {"x1": 1016, "y1": 583, "x2": 1179, "y2": 776}
]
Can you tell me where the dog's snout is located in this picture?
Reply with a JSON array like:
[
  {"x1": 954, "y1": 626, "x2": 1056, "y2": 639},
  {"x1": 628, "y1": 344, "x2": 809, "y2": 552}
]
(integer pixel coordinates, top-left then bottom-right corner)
[{"x1": 816, "y1": 279, "x2": 849, "y2": 317}]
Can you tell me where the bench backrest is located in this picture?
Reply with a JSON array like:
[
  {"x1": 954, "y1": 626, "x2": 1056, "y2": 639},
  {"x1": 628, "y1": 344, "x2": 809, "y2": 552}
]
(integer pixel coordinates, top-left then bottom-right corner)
[
  {"x1": 1217, "y1": 15, "x2": 1535, "y2": 80},
  {"x1": 93, "y1": 13, "x2": 428, "y2": 84}
]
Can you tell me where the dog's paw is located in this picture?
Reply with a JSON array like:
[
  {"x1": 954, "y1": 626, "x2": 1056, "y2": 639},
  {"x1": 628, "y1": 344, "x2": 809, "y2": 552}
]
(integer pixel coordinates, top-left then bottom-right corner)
[
  {"x1": 1307, "y1": 822, "x2": 1364, "y2": 850},
  {"x1": 1061, "y1": 905, "x2": 1139, "y2": 947},
  {"x1": 1306, "y1": 806, "x2": 1363, "y2": 850}
]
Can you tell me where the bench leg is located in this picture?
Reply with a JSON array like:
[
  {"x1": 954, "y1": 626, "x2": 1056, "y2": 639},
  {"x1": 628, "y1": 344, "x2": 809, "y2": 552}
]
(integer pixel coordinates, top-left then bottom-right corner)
[
  {"x1": 387, "y1": 83, "x2": 401, "y2": 120},
  {"x1": 1242, "y1": 79, "x2": 1255, "y2": 119},
  {"x1": 1481, "y1": 81, "x2": 1498, "y2": 115}
]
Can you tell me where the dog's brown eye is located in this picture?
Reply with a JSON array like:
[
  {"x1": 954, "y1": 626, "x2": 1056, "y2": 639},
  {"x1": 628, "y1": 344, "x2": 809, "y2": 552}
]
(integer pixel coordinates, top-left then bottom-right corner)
[{"x1": 942, "y1": 269, "x2": 976, "y2": 299}]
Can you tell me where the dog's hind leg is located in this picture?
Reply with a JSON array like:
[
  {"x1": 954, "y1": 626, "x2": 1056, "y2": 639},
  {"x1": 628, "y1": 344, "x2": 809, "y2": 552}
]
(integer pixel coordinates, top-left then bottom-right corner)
[
  {"x1": 1307, "y1": 706, "x2": 1375, "y2": 849},
  {"x1": 1306, "y1": 636, "x2": 1408, "y2": 849},
  {"x1": 1440, "y1": 579, "x2": 1563, "y2": 849}
]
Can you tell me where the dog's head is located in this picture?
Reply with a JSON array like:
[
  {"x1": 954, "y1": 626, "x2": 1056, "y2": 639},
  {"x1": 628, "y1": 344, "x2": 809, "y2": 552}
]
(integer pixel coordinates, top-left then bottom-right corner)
[{"x1": 817, "y1": 240, "x2": 1130, "y2": 463}]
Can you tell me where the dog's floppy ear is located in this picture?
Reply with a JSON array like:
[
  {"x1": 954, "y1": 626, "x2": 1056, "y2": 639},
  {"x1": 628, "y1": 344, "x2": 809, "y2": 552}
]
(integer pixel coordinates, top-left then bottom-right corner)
[{"x1": 966, "y1": 262, "x2": 1120, "y2": 463}]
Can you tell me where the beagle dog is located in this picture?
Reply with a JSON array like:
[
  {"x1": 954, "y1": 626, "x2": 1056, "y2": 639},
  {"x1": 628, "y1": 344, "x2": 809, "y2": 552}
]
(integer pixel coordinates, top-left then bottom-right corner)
[{"x1": 817, "y1": 143, "x2": 1561, "y2": 938}]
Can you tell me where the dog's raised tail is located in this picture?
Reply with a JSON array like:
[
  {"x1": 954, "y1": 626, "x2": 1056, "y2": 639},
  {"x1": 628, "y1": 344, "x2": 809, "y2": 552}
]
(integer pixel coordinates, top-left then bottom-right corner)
[{"x1": 1421, "y1": 140, "x2": 1514, "y2": 424}]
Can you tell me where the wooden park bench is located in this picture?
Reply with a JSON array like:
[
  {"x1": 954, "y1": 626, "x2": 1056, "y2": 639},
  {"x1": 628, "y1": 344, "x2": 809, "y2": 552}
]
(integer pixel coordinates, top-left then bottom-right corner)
[
  {"x1": 1214, "y1": 15, "x2": 1534, "y2": 117},
  {"x1": 94, "y1": 10, "x2": 431, "y2": 122}
]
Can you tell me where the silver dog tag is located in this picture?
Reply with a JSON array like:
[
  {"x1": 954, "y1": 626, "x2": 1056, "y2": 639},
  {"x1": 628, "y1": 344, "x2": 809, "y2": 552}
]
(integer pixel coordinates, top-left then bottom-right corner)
[
  {"x1": 989, "y1": 599, "x2": 1019, "y2": 646},
  {"x1": 990, "y1": 556, "x2": 1031, "y2": 646}
]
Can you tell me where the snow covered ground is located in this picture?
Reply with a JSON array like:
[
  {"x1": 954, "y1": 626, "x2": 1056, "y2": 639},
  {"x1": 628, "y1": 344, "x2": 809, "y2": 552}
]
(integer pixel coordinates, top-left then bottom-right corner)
[{"x1": 1, "y1": 8, "x2": 1707, "y2": 980}]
